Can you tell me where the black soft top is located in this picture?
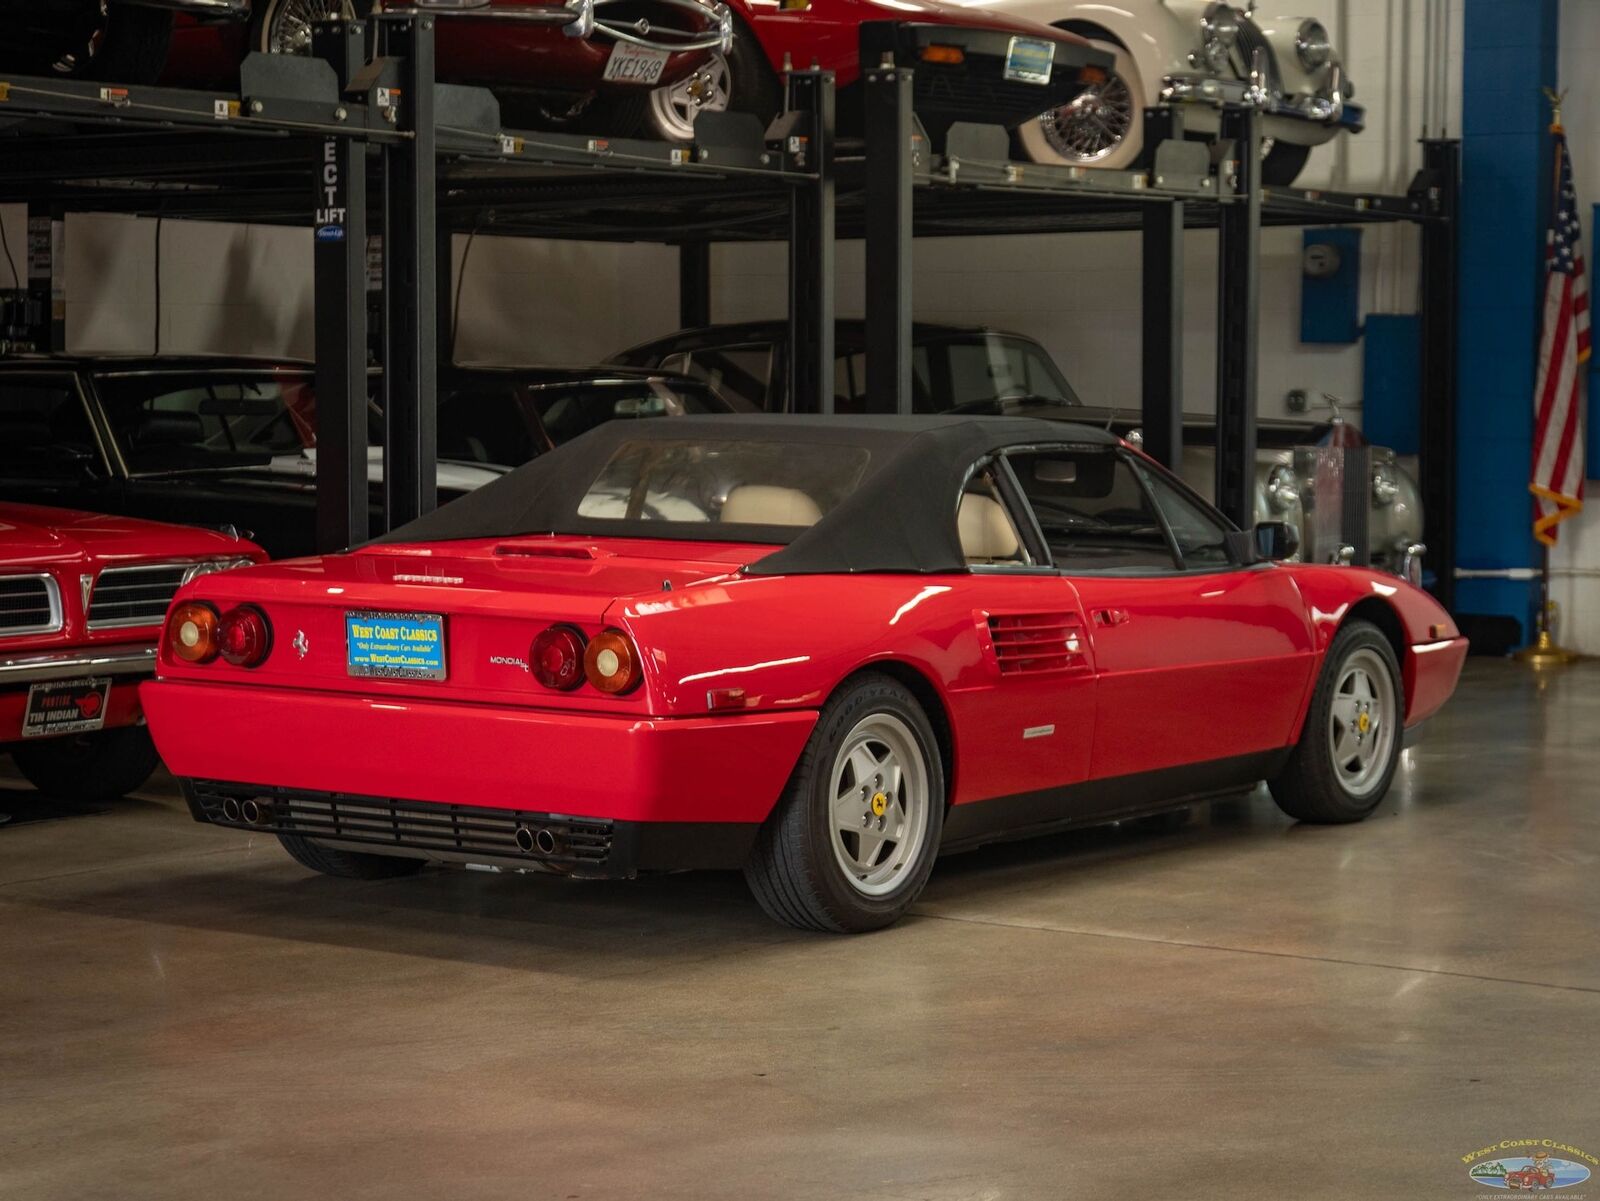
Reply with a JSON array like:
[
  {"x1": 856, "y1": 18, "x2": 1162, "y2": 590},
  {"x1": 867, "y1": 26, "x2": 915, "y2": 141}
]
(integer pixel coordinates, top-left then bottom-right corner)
[{"x1": 375, "y1": 414, "x2": 1120, "y2": 575}]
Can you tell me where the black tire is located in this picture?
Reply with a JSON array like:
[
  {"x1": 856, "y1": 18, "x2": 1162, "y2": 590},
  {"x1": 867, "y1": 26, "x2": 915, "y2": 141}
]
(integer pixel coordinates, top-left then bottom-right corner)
[
  {"x1": 277, "y1": 832, "x2": 428, "y2": 880},
  {"x1": 744, "y1": 673, "x2": 945, "y2": 933},
  {"x1": 12, "y1": 726, "x2": 160, "y2": 802},
  {"x1": 1261, "y1": 141, "x2": 1313, "y2": 187},
  {"x1": 18, "y1": 4, "x2": 175, "y2": 85},
  {"x1": 1269, "y1": 620, "x2": 1403, "y2": 823},
  {"x1": 617, "y1": 21, "x2": 781, "y2": 142}
]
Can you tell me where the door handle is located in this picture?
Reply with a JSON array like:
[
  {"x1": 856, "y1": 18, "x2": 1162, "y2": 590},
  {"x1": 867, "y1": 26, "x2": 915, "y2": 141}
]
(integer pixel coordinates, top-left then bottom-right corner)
[{"x1": 1093, "y1": 607, "x2": 1129, "y2": 627}]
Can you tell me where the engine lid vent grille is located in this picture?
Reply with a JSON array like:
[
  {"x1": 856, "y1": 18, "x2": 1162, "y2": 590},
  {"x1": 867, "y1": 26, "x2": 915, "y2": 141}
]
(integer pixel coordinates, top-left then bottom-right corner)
[{"x1": 986, "y1": 613, "x2": 1085, "y2": 676}]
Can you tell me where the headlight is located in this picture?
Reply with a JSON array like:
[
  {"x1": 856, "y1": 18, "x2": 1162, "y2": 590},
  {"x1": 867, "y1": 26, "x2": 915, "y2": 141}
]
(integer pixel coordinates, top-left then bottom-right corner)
[
  {"x1": 1200, "y1": 2, "x2": 1240, "y2": 73},
  {"x1": 182, "y1": 557, "x2": 256, "y2": 584},
  {"x1": 1371, "y1": 464, "x2": 1400, "y2": 507},
  {"x1": 1265, "y1": 464, "x2": 1299, "y2": 513},
  {"x1": 1296, "y1": 19, "x2": 1332, "y2": 70}
]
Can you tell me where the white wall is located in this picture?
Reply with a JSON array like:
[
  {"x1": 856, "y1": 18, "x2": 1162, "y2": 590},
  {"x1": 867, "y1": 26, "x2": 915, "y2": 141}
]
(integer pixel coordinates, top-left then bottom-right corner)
[{"x1": 1550, "y1": 0, "x2": 1600, "y2": 653}]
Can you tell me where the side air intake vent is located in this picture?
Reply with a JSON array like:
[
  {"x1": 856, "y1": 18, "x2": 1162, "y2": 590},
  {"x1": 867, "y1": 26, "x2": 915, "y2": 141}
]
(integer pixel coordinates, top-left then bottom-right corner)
[{"x1": 986, "y1": 613, "x2": 1086, "y2": 676}]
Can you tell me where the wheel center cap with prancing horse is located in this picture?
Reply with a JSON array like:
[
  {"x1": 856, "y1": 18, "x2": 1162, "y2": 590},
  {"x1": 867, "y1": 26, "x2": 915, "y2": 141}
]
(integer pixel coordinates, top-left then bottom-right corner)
[
  {"x1": 870, "y1": 792, "x2": 888, "y2": 818},
  {"x1": 1357, "y1": 711, "x2": 1371, "y2": 734}
]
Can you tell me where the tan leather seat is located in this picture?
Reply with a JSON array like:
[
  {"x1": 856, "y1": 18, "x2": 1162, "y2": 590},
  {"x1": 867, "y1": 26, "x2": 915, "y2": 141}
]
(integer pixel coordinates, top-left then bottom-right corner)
[
  {"x1": 721, "y1": 485, "x2": 823, "y2": 527},
  {"x1": 959, "y1": 493, "x2": 1021, "y2": 563}
]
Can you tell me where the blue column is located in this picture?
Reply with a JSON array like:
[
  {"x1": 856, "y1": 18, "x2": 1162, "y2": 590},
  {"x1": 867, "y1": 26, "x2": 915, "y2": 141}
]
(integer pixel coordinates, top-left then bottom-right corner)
[{"x1": 1455, "y1": 0, "x2": 1560, "y2": 640}]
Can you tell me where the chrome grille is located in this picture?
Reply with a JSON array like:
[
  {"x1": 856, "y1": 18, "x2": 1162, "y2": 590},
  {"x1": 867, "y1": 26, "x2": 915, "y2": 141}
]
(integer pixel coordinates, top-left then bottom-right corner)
[
  {"x1": 87, "y1": 563, "x2": 192, "y2": 630},
  {"x1": 0, "y1": 574, "x2": 63, "y2": 636}
]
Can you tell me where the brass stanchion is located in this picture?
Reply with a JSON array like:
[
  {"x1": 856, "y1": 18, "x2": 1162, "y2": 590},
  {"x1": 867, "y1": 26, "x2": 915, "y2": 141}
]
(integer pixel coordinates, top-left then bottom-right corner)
[{"x1": 1513, "y1": 548, "x2": 1579, "y2": 666}]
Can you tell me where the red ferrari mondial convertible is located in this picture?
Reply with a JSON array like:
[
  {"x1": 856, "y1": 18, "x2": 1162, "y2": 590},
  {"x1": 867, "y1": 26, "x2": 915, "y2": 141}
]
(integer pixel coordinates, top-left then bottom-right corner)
[{"x1": 142, "y1": 418, "x2": 1466, "y2": 931}]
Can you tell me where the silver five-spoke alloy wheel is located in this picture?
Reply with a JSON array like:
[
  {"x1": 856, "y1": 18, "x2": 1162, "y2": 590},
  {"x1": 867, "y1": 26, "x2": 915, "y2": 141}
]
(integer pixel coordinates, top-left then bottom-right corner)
[
  {"x1": 648, "y1": 52, "x2": 730, "y2": 142},
  {"x1": 828, "y1": 713, "x2": 930, "y2": 898},
  {"x1": 1327, "y1": 646, "x2": 1396, "y2": 798}
]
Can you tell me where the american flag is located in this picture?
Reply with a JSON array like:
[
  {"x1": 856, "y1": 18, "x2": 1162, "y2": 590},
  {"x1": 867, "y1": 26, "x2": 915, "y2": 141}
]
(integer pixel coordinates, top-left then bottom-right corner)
[{"x1": 1530, "y1": 124, "x2": 1590, "y2": 546}]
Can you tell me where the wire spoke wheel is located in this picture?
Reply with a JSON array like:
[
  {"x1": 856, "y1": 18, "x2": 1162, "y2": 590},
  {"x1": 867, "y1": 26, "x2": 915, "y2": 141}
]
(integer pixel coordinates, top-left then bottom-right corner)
[
  {"x1": 827, "y1": 713, "x2": 930, "y2": 898},
  {"x1": 648, "y1": 52, "x2": 731, "y2": 142},
  {"x1": 265, "y1": 0, "x2": 354, "y2": 56},
  {"x1": 1326, "y1": 646, "x2": 1396, "y2": 798},
  {"x1": 1039, "y1": 70, "x2": 1134, "y2": 163}
]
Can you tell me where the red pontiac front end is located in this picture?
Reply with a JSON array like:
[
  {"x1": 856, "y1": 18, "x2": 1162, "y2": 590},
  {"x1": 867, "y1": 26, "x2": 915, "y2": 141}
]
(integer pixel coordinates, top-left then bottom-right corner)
[
  {"x1": 0, "y1": 504, "x2": 264, "y2": 748},
  {"x1": 140, "y1": 537, "x2": 819, "y2": 877}
]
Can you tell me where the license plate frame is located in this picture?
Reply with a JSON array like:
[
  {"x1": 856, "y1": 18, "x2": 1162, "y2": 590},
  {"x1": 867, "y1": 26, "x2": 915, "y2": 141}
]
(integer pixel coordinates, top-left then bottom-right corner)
[
  {"x1": 22, "y1": 677, "x2": 112, "y2": 738},
  {"x1": 603, "y1": 42, "x2": 672, "y2": 86},
  {"x1": 1003, "y1": 36, "x2": 1056, "y2": 85},
  {"x1": 345, "y1": 611, "x2": 447, "y2": 681}
]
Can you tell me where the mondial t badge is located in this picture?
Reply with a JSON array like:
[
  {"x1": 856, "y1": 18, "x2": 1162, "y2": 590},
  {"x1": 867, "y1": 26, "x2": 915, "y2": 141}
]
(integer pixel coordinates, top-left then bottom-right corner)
[{"x1": 292, "y1": 629, "x2": 309, "y2": 659}]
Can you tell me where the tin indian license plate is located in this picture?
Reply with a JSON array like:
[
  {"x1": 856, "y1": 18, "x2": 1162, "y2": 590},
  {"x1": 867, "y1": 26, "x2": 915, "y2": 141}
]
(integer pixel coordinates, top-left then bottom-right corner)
[
  {"x1": 1004, "y1": 36, "x2": 1055, "y2": 85},
  {"x1": 22, "y1": 677, "x2": 112, "y2": 738},
  {"x1": 345, "y1": 611, "x2": 447, "y2": 681}
]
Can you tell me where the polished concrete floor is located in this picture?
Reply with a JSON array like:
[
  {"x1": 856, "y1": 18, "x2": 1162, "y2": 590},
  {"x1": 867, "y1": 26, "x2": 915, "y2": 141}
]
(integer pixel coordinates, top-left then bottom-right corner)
[{"x1": 1, "y1": 659, "x2": 1596, "y2": 1200}]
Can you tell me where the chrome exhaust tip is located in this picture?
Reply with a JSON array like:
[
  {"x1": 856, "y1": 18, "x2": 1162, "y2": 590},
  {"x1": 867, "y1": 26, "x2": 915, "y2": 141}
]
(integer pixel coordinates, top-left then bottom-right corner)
[
  {"x1": 220, "y1": 797, "x2": 241, "y2": 822},
  {"x1": 513, "y1": 825, "x2": 537, "y2": 854},
  {"x1": 533, "y1": 827, "x2": 560, "y2": 856},
  {"x1": 240, "y1": 798, "x2": 268, "y2": 825}
]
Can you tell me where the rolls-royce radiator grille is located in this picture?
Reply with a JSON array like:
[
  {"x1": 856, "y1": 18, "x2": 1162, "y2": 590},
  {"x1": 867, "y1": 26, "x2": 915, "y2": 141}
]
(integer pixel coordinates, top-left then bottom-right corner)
[
  {"x1": 88, "y1": 563, "x2": 191, "y2": 629},
  {"x1": 188, "y1": 780, "x2": 615, "y2": 868},
  {"x1": 0, "y1": 574, "x2": 61, "y2": 635}
]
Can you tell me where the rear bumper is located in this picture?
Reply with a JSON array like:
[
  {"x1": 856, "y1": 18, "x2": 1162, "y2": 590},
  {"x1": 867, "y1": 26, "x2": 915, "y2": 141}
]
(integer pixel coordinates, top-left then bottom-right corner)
[
  {"x1": 182, "y1": 779, "x2": 758, "y2": 877},
  {"x1": 860, "y1": 20, "x2": 1111, "y2": 133},
  {"x1": 142, "y1": 678, "x2": 817, "y2": 825}
]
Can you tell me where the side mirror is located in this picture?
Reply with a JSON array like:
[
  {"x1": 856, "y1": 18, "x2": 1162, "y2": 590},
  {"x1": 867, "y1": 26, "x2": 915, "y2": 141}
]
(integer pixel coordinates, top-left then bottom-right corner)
[{"x1": 1255, "y1": 521, "x2": 1300, "y2": 561}]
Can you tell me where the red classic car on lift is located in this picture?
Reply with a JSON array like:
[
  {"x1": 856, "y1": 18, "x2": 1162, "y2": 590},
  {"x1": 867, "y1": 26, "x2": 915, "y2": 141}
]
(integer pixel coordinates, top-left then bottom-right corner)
[
  {"x1": 141, "y1": 417, "x2": 1466, "y2": 931},
  {"x1": 1, "y1": 504, "x2": 264, "y2": 802},
  {"x1": 161, "y1": 0, "x2": 1105, "y2": 142}
]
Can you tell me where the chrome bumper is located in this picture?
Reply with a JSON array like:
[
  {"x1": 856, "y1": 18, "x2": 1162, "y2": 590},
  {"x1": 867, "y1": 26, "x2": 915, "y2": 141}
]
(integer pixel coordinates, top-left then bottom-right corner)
[
  {"x1": 372, "y1": 0, "x2": 733, "y2": 53},
  {"x1": 1161, "y1": 64, "x2": 1362, "y2": 132},
  {"x1": 0, "y1": 644, "x2": 156, "y2": 687},
  {"x1": 119, "y1": 0, "x2": 250, "y2": 15}
]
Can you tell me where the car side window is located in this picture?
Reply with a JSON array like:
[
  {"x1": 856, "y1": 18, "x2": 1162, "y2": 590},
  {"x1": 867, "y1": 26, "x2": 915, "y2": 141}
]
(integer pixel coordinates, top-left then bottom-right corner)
[
  {"x1": 0, "y1": 377, "x2": 105, "y2": 481},
  {"x1": 958, "y1": 464, "x2": 1032, "y2": 567},
  {"x1": 673, "y1": 345, "x2": 772, "y2": 411},
  {"x1": 1135, "y1": 465, "x2": 1239, "y2": 570},
  {"x1": 1006, "y1": 448, "x2": 1178, "y2": 573}
]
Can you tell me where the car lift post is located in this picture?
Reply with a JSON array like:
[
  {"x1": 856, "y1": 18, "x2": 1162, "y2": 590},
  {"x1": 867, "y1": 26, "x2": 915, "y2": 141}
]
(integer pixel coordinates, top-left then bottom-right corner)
[
  {"x1": 862, "y1": 56, "x2": 913, "y2": 416},
  {"x1": 311, "y1": 18, "x2": 371, "y2": 554},
  {"x1": 785, "y1": 67, "x2": 836, "y2": 415},
  {"x1": 381, "y1": 13, "x2": 439, "y2": 529},
  {"x1": 1141, "y1": 112, "x2": 1185, "y2": 472},
  {"x1": 1419, "y1": 138, "x2": 1460, "y2": 607},
  {"x1": 1215, "y1": 105, "x2": 1261, "y2": 529},
  {"x1": 679, "y1": 242, "x2": 712, "y2": 329}
]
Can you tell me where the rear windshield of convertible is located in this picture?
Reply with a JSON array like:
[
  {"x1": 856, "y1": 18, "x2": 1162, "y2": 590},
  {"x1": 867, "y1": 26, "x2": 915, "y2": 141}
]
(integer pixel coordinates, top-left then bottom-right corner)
[{"x1": 575, "y1": 438, "x2": 871, "y2": 529}]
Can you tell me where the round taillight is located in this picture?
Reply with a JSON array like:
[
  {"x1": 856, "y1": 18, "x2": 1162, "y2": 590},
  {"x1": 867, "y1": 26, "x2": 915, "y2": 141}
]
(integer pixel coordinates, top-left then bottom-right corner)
[
  {"x1": 166, "y1": 601, "x2": 219, "y2": 664},
  {"x1": 531, "y1": 625, "x2": 586, "y2": 691},
  {"x1": 584, "y1": 628, "x2": 641, "y2": 695},
  {"x1": 218, "y1": 605, "x2": 272, "y2": 668}
]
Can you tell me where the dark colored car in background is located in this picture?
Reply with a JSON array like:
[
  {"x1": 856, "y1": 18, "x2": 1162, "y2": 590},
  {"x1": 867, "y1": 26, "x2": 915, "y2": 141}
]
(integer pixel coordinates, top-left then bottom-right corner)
[{"x1": 0, "y1": 356, "x2": 746, "y2": 558}]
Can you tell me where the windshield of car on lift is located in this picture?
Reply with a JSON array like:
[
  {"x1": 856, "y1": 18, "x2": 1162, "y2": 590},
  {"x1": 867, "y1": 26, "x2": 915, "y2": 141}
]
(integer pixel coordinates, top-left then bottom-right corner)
[
  {"x1": 437, "y1": 376, "x2": 748, "y2": 469},
  {"x1": 831, "y1": 334, "x2": 1081, "y2": 414},
  {"x1": 575, "y1": 438, "x2": 871, "y2": 531},
  {"x1": 94, "y1": 373, "x2": 379, "y2": 474}
]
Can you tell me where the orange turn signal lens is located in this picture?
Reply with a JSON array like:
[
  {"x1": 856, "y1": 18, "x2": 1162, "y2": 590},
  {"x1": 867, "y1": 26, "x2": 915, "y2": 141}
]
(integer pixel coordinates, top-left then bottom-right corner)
[
  {"x1": 1080, "y1": 65, "x2": 1108, "y2": 85},
  {"x1": 166, "y1": 601, "x2": 219, "y2": 664},
  {"x1": 583, "y1": 628, "x2": 641, "y2": 695},
  {"x1": 920, "y1": 44, "x2": 964, "y2": 65}
]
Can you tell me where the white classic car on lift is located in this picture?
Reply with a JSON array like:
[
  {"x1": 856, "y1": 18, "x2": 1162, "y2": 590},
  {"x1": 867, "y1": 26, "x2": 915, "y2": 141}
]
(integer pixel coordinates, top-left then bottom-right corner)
[{"x1": 960, "y1": 0, "x2": 1362, "y2": 184}]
